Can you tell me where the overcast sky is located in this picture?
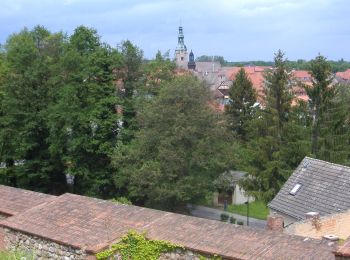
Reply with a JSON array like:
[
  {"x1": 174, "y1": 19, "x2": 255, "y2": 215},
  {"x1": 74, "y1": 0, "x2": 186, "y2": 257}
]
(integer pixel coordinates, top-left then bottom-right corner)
[{"x1": 1, "y1": 0, "x2": 349, "y2": 61}]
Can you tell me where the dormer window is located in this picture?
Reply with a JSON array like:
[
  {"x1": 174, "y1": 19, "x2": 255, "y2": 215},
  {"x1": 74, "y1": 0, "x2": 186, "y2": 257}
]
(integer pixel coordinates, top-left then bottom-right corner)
[{"x1": 290, "y1": 183, "x2": 302, "y2": 195}]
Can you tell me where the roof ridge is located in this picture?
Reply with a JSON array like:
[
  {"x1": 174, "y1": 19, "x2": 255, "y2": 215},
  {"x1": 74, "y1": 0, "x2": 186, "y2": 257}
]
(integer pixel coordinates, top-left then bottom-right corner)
[{"x1": 304, "y1": 156, "x2": 350, "y2": 170}]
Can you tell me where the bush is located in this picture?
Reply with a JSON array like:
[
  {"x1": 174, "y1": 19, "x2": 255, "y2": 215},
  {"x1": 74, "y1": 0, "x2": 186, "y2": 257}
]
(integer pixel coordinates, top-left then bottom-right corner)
[
  {"x1": 237, "y1": 220, "x2": 244, "y2": 225},
  {"x1": 229, "y1": 217, "x2": 236, "y2": 224},
  {"x1": 110, "y1": 197, "x2": 132, "y2": 205},
  {"x1": 220, "y1": 213, "x2": 229, "y2": 222}
]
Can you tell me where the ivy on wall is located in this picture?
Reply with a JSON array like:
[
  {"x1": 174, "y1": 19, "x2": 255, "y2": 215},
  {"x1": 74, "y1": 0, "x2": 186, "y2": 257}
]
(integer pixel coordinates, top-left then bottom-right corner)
[
  {"x1": 95, "y1": 231, "x2": 222, "y2": 260},
  {"x1": 95, "y1": 231, "x2": 181, "y2": 260}
]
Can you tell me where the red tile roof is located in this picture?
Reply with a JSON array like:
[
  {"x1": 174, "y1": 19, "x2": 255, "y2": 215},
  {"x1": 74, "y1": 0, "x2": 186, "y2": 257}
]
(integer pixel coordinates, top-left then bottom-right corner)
[
  {"x1": 0, "y1": 193, "x2": 336, "y2": 259},
  {"x1": 0, "y1": 185, "x2": 55, "y2": 216},
  {"x1": 336, "y1": 69, "x2": 350, "y2": 80},
  {"x1": 227, "y1": 66, "x2": 269, "y2": 103},
  {"x1": 334, "y1": 237, "x2": 350, "y2": 257},
  {"x1": 292, "y1": 70, "x2": 312, "y2": 79}
]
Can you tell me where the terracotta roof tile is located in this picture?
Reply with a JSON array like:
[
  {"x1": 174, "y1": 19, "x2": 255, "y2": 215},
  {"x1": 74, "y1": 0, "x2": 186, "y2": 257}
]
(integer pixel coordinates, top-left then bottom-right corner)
[
  {"x1": 0, "y1": 185, "x2": 55, "y2": 216},
  {"x1": 293, "y1": 70, "x2": 312, "y2": 79},
  {"x1": 336, "y1": 69, "x2": 350, "y2": 81},
  {"x1": 0, "y1": 193, "x2": 336, "y2": 259}
]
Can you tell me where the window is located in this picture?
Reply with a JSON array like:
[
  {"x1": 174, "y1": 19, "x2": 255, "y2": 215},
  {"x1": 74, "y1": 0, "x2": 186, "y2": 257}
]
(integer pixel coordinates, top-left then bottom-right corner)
[
  {"x1": 290, "y1": 183, "x2": 302, "y2": 195},
  {"x1": 181, "y1": 57, "x2": 184, "y2": 61}
]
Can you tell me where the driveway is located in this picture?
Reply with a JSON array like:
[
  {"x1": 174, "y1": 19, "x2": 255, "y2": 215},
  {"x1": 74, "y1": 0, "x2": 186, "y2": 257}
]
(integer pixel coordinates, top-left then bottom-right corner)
[{"x1": 188, "y1": 204, "x2": 267, "y2": 229}]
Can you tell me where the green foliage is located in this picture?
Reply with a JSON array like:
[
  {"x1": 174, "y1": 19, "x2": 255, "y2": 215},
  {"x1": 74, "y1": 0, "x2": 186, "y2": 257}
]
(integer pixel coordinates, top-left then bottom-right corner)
[
  {"x1": 306, "y1": 54, "x2": 336, "y2": 158},
  {"x1": 229, "y1": 216, "x2": 236, "y2": 224},
  {"x1": 240, "y1": 50, "x2": 307, "y2": 203},
  {"x1": 46, "y1": 26, "x2": 123, "y2": 197},
  {"x1": 225, "y1": 59, "x2": 350, "y2": 73},
  {"x1": 237, "y1": 220, "x2": 244, "y2": 225},
  {"x1": 220, "y1": 213, "x2": 229, "y2": 222},
  {"x1": 113, "y1": 75, "x2": 235, "y2": 211},
  {"x1": 95, "y1": 231, "x2": 181, "y2": 260},
  {"x1": 110, "y1": 196, "x2": 132, "y2": 205},
  {"x1": 0, "y1": 25, "x2": 137, "y2": 197},
  {"x1": 225, "y1": 67, "x2": 257, "y2": 141},
  {"x1": 0, "y1": 250, "x2": 36, "y2": 259},
  {"x1": 227, "y1": 201, "x2": 269, "y2": 220}
]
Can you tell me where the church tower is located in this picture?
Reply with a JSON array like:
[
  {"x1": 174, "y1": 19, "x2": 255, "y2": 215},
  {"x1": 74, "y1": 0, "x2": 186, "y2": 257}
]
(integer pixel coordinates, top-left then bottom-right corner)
[
  {"x1": 187, "y1": 50, "x2": 196, "y2": 70},
  {"x1": 175, "y1": 26, "x2": 188, "y2": 69}
]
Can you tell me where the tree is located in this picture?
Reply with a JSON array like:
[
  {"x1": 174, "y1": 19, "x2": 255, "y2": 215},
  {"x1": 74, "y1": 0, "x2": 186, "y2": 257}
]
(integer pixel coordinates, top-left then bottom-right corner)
[
  {"x1": 113, "y1": 76, "x2": 235, "y2": 211},
  {"x1": 240, "y1": 50, "x2": 299, "y2": 203},
  {"x1": 47, "y1": 26, "x2": 123, "y2": 197},
  {"x1": 141, "y1": 50, "x2": 176, "y2": 96},
  {"x1": 0, "y1": 26, "x2": 65, "y2": 191},
  {"x1": 305, "y1": 54, "x2": 334, "y2": 157},
  {"x1": 225, "y1": 68, "x2": 257, "y2": 141},
  {"x1": 118, "y1": 40, "x2": 143, "y2": 144}
]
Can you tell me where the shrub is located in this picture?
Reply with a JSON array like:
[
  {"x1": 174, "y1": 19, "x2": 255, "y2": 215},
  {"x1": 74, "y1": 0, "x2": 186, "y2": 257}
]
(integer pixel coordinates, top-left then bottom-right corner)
[
  {"x1": 237, "y1": 220, "x2": 244, "y2": 225},
  {"x1": 110, "y1": 197, "x2": 132, "y2": 205},
  {"x1": 220, "y1": 213, "x2": 229, "y2": 222},
  {"x1": 229, "y1": 217, "x2": 236, "y2": 224}
]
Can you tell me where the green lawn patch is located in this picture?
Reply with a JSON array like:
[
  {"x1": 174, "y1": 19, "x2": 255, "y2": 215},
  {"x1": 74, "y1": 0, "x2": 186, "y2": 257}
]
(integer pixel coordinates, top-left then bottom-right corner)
[{"x1": 227, "y1": 200, "x2": 268, "y2": 220}]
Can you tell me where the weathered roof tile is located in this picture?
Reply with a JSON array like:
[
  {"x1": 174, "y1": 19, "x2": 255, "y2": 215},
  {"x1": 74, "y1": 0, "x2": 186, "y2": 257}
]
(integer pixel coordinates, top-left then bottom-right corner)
[{"x1": 268, "y1": 157, "x2": 350, "y2": 220}]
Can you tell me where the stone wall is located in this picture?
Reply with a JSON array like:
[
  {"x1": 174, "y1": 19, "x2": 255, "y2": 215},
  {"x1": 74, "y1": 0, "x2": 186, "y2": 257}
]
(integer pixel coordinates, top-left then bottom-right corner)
[
  {"x1": 110, "y1": 248, "x2": 221, "y2": 260},
  {"x1": 4, "y1": 228, "x2": 87, "y2": 260},
  {"x1": 160, "y1": 249, "x2": 216, "y2": 260},
  {"x1": 0, "y1": 213, "x2": 10, "y2": 249}
]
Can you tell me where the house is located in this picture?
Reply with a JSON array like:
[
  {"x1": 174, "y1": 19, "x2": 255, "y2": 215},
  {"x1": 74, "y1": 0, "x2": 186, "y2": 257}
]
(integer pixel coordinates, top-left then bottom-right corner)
[
  {"x1": 0, "y1": 185, "x2": 340, "y2": 259},
  {"x1": 213, "y1": 171, "x2": 253, "y2": 206},
  {"x1": 268, "y1": 157, "x2": 350, "y2": 226},
  {"x1": 336, "y1": 69, "x2": 350, "y2": 83},
  {"x1": 227, "y1": 66, "x2": 269, "y2": 104}
]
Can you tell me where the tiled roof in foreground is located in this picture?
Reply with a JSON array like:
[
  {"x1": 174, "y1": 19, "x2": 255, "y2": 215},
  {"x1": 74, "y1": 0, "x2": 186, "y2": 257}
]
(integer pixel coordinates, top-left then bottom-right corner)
[
  {"x1": 268, "y1": 157, "x2": 350, "y2": 220},
  {"x1": 0, "y1": 193, "x2": 335, "y2": 259},
  {"x1": 0, "y1": 185, "x2": 55, "y2": 216}
]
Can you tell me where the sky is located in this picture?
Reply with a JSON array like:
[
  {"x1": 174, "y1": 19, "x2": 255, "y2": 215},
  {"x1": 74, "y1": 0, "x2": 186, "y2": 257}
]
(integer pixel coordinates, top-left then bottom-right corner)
[{"x1": 1, "y1": 0, "x2": 349, "y2": 61}]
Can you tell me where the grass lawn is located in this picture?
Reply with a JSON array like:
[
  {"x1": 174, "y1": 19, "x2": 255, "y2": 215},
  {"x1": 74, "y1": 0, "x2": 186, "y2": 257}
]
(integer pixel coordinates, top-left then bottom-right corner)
[{"x1": 227, "y1": 200, "x2": 269, "y2": 220}]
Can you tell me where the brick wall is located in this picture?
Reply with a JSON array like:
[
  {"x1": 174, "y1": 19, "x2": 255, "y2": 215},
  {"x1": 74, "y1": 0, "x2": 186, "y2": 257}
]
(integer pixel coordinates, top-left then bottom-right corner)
[{"x1": 285, "y1": 210, "x2": 350, "y2": 240}]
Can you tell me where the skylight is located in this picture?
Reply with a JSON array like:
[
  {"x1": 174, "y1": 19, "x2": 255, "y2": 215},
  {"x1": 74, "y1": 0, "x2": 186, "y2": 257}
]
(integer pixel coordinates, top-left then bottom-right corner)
[{"x1": 290, "y1": 183, "x2": 302, "y2": 195}]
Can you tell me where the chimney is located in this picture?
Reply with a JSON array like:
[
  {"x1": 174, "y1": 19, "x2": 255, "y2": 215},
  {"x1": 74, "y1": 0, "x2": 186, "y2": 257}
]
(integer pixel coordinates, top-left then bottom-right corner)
[
  {"x1": 333, "y1": 237, "x2": 350, "y2": 259},
  {"x1": 306, "y1": 212, "x2": 321, "y2": 230},
  {"x1": 266, "y1": 213, "x2": 284, "y2": 232},
  {"x1": 305, "y1": 212, "x2": 320, "y2": 219}
]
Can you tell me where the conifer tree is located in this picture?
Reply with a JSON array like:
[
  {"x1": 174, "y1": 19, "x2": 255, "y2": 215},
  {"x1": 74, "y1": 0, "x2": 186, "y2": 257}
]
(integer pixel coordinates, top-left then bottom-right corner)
[
  {"x1": 225, "y1": 68, "x2": 257, "y2": 141},
  {"x1": 240, "y1": 50, "x2": 296, "y2": 203},
  {"x1": 305, "y1": 54, "x2": 335, "y2": 157}
]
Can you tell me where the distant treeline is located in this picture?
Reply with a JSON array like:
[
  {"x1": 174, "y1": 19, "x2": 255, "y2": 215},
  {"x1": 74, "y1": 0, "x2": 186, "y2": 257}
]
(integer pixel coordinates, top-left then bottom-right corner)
[{"x1": 196, "y1": 55, "x2": 350, "y2": 72}]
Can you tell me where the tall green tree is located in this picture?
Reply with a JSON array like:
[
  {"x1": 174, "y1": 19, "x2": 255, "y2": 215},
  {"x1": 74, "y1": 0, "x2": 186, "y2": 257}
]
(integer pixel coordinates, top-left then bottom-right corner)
[
  {"x1": 118, "y1": 40, "x2": 143, "y2": 144},
  {"x1": 225, "y1": 68, "x2": 257, "y2": 141},
  {"x1": 0, "y1": 26, "x2": 65, "y2": 191},
  {"x1": 240, "y1": 50, "x2": 298, "y2": 203},
  {"x1": 113, "y1": 76, "x2": 235, "y2": 211},
  {"x1": 305, "y1": 54, "x2": 335, "y2": 157},
  {"x1": 47, "y1": 26, "x2": 123, "y2": 197}
]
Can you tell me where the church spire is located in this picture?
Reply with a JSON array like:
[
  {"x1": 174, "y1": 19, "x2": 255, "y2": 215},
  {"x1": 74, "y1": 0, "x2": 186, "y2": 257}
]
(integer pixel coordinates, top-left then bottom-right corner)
[
  {"x1": 176, "y1": 26, "x2": 187, "y2": 51},
  {"x1": 175, "y1": 26, "x2": 188, "y2": 69}
]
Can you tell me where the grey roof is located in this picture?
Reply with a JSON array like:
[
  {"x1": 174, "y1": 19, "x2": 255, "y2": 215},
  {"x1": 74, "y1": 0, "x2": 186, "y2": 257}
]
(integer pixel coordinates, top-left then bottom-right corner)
[
  {"x1": 195, "y1": 62, "x2": 222, "y2": 73},
  {"x1": 268, "y1": 157, "x2": 350, "y2": 220}
]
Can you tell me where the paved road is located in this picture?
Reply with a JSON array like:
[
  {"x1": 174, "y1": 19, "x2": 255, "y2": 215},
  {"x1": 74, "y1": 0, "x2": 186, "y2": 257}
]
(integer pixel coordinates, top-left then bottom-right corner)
[{"x1": 188, "y1": 205, "x2": 267, "y2": 229}]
